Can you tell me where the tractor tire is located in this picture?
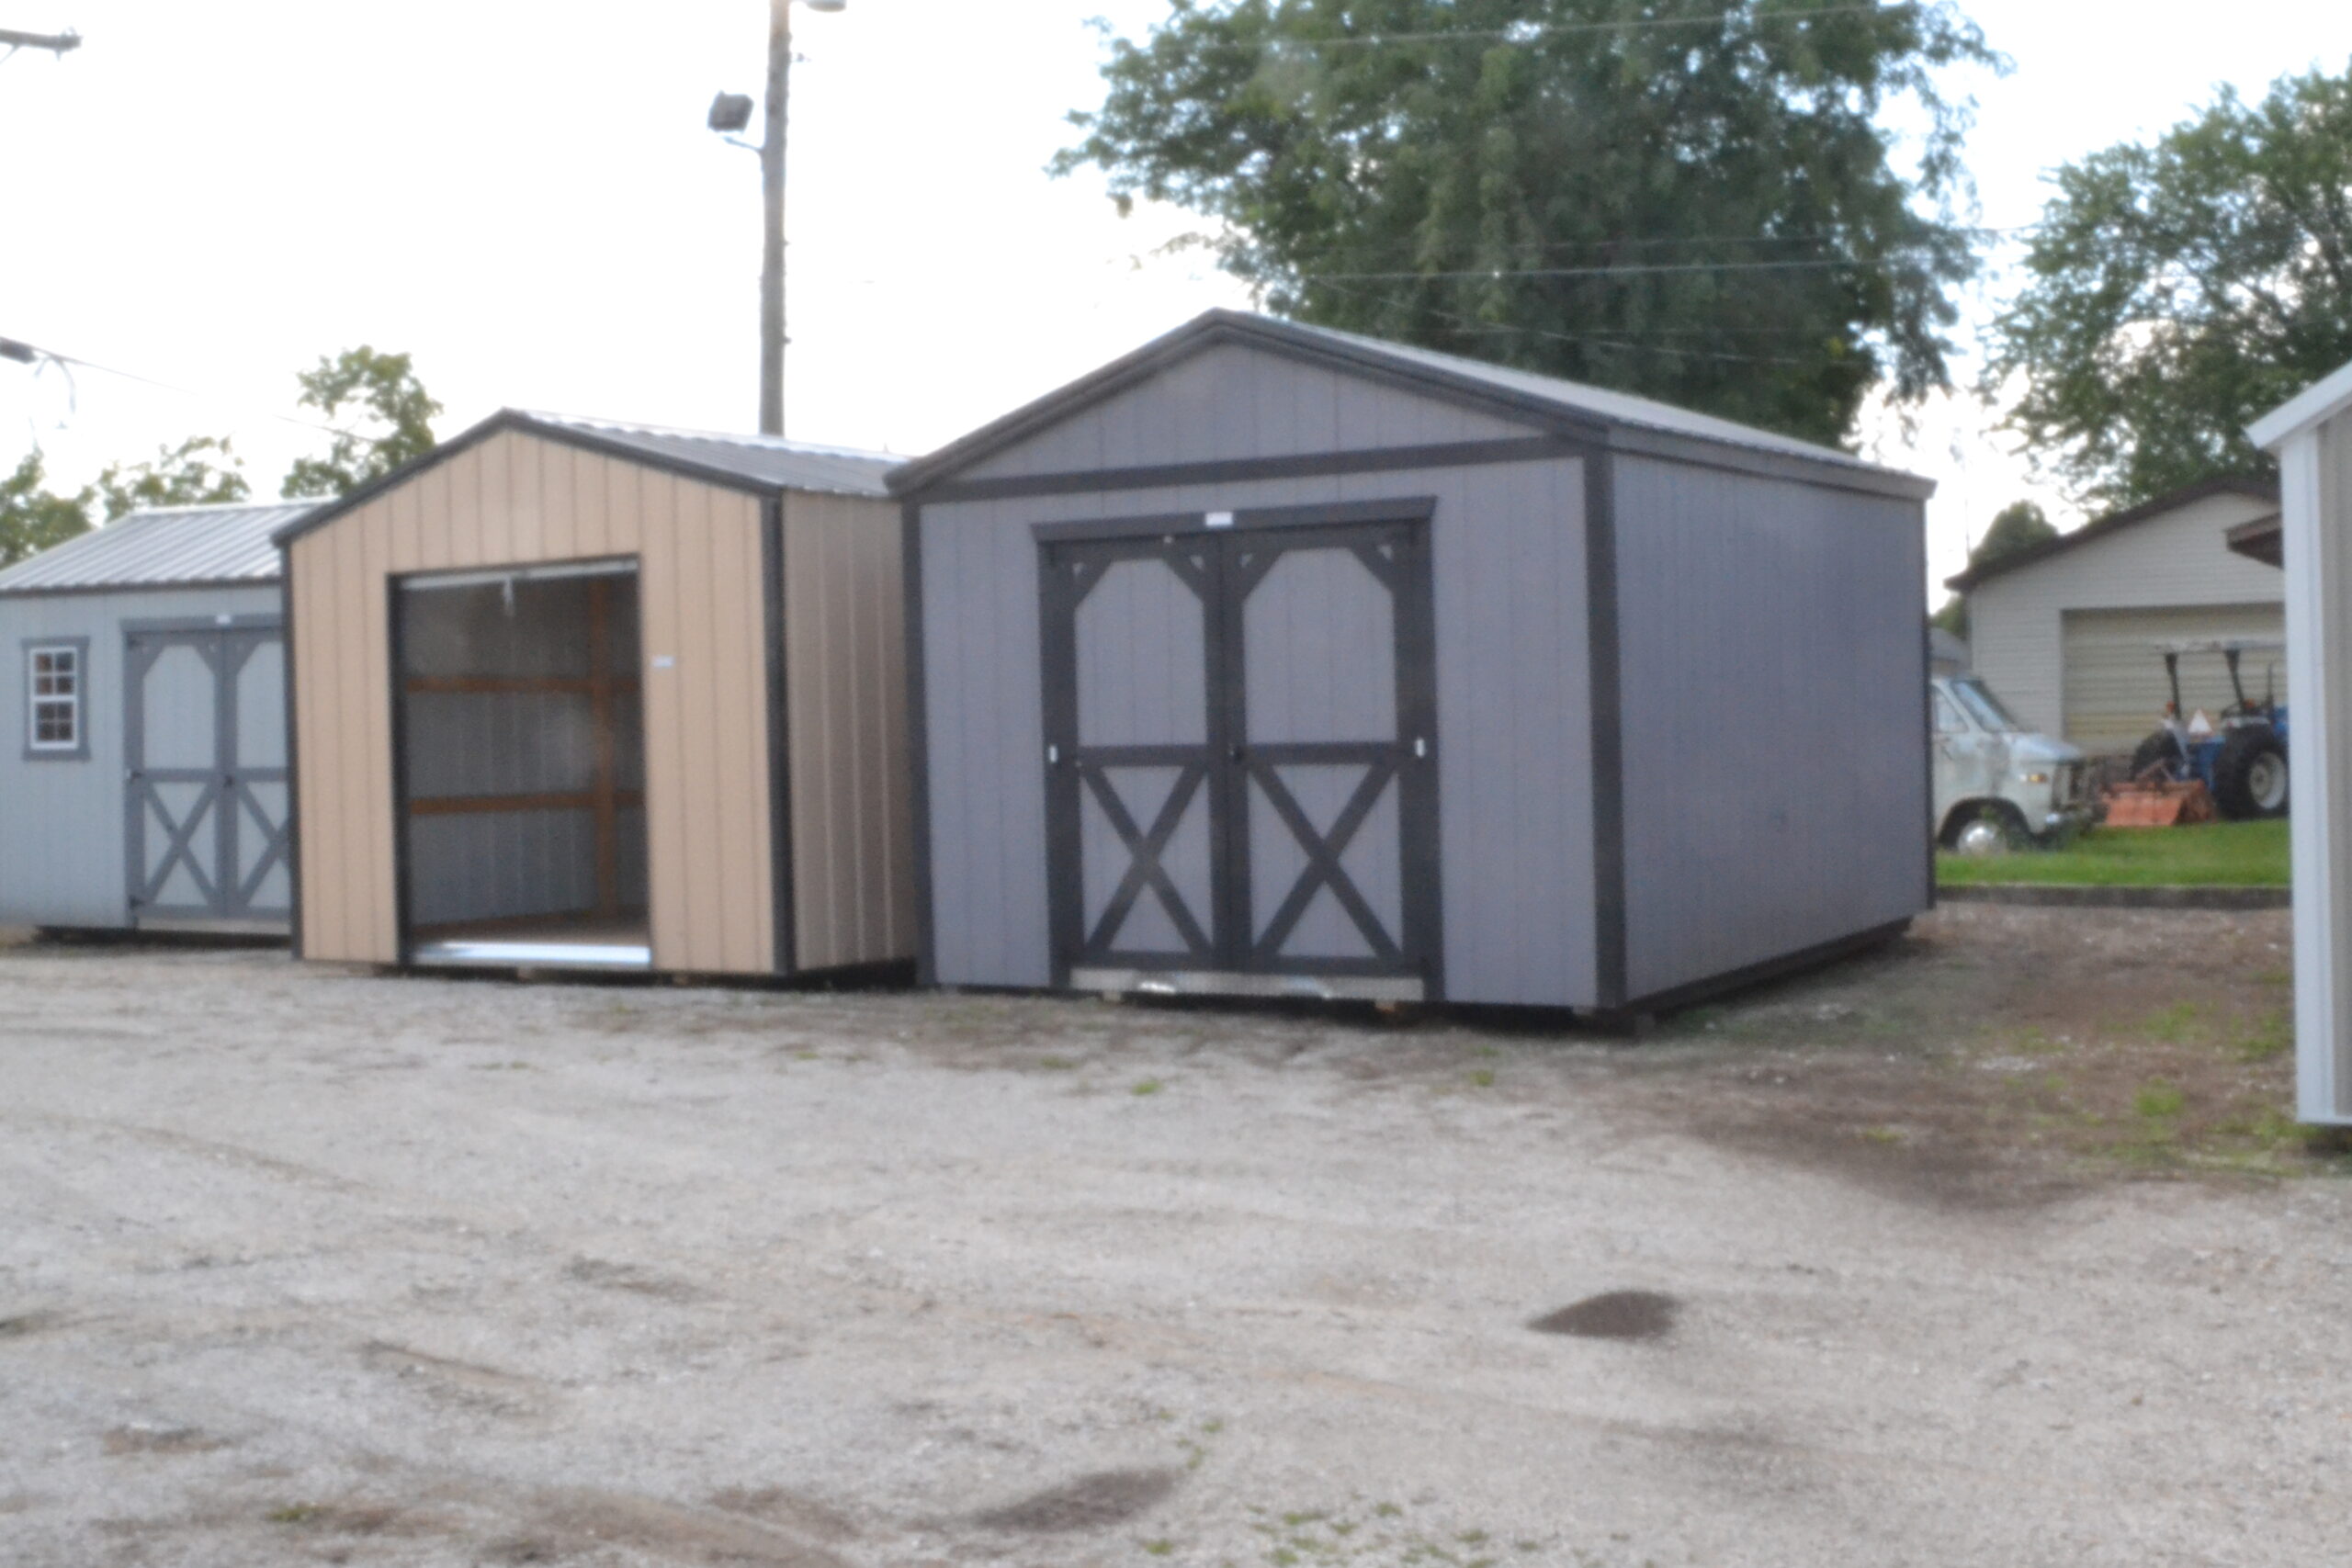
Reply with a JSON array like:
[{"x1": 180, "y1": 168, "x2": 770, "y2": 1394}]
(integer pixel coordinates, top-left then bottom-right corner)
[
  {"x1": 2214, "y1": 727, "x2": 2290, "y2": 820},
  {"x1": 2131, "y1": 729, "x2": 2182, "y2": 782}
]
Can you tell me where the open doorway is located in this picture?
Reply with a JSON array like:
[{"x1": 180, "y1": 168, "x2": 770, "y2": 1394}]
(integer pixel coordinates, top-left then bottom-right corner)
[{"x1": 395, "y1": 560, "x2": 650, "y2": 968}]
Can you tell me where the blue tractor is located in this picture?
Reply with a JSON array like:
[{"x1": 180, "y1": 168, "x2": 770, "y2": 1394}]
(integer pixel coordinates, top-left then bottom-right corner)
[{"x1": 2127, "y1": 640, "x2": 2290, "y2": 820}]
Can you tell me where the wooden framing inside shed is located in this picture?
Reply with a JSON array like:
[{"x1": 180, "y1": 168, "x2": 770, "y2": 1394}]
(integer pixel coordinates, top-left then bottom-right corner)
[{"x1": 277, "y1": 410, "x2": 914, "y2": 977}]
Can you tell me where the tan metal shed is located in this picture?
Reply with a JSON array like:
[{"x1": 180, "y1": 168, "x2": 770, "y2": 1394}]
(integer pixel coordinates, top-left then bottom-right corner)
[{"x1": 275, "y1": 410, "x2": 913, "y2": 977}]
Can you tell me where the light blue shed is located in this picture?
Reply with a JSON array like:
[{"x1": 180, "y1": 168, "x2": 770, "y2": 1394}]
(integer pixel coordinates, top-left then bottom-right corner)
[{"x1": 0, "y1": 502, "x2": 314, "y2": 933}]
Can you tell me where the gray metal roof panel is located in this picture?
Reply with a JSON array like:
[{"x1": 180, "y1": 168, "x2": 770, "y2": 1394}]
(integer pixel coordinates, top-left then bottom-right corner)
[
  {"x1": 892, "y1": 309, "x2": 1929, "y2": 496},
  {"x1": 1274, "y1": 317, "x2": 1900, "y2": 474},
  {"x1": 0, "y1": 501, "x2": 316, "y2": 594},
  {"x1": 519, "y1": 412, "x2": 901, "y2": 497}
]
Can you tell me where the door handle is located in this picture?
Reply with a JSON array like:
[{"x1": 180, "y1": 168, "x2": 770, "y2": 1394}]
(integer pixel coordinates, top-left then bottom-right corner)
[{"x1": 1228, "y1": 743, "x2": 1246, "y2": 763}]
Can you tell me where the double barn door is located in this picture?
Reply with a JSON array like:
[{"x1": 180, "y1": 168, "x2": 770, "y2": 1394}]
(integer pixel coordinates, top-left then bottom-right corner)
[
  {"x1": 124, "y1": 626, "x2": 293, "y2": 931},
  {"x1": 1042, "y1": 514, "x2": 1440, "y2": 998}
]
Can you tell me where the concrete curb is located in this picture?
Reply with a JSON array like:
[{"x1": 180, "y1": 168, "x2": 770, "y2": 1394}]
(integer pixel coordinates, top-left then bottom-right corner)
[{"x1": 1937, "y1": 884, "x2": 2290, "y2": 910}]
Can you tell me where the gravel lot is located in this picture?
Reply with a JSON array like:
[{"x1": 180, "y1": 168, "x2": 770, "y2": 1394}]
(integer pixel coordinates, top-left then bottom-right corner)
[{"x1": 3, "y1": 909, "x2": 2349, "y2": 1567}]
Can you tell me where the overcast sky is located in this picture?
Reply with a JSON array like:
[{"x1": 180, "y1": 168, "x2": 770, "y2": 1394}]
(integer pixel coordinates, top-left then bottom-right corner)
[{"x1": 3, "y1": 1, "x2": 2348, "y2": 602}]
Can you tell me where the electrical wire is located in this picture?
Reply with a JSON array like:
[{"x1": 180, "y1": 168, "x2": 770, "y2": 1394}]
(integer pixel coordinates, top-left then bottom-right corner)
[
  {"x1": 0, "y1": 334, "x2": 387, "y2": 446},
  {"x1": 1246, "y1": 3, "x2": 1932, "y2": 49}
]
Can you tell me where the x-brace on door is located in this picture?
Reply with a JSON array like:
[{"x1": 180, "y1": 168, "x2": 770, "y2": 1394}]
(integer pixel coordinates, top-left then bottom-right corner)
[{"x1": 1041, "y1": 513, "x2": 1440, "y2": 998}]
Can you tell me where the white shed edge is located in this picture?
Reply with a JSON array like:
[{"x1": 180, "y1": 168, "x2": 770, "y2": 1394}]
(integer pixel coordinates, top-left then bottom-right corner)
[{"x1": 2251, "y1": 361, "x2": 2352, "y2": 1124}]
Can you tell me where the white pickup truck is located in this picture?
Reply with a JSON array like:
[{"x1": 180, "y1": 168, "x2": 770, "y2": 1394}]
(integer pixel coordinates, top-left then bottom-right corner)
[{"x1": 1931, "y1": 674, "x2": 2095, "y2": 853}]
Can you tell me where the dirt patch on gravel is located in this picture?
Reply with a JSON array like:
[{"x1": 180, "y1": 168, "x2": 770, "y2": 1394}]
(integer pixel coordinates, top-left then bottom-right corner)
[
  {"x1": 102, "y1": 1426, "x2": 227, "y2": 1457},
  {"x1": 968, "y1": 1468, "x2": 1183, "y2": 1533},
  {"x1": 1530, "y1": 1291, "x2": 1680, "y2": 1342}
]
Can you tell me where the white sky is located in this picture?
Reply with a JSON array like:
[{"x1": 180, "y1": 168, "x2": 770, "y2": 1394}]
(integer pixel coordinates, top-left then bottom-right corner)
[{"x1": 2, "y1": 1, "x2": 2348, "y2": 604}]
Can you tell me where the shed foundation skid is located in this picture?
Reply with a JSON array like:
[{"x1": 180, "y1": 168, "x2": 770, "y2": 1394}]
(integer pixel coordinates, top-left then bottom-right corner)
[{"x1": 897, "y1": 311, "x2": 1938, "y2": 1012}]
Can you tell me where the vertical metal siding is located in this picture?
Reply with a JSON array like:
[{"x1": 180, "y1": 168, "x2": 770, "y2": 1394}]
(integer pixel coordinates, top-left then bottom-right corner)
[
  {"x1": 1611, "y1": 457, "x2": 1929, "y2": 1000},
  {"x1": 782, "y1": 491, "x2": 916, "y2": 971},
  {"x1": 0, "y1": 584, "x2": 282, "y2": 927},
  {"x1": 918, "y1": 456, "x2": 1598, "y2": 1006},
  {"x1": 287, "y1": 428, "x2": 777, "y2": 974},
  {"x1": 1966, "y1": 491, "x2": 2283, "y2": 740},
  {"x1": 959, "y1": 342, "x2": 1533, "y2": 482}
]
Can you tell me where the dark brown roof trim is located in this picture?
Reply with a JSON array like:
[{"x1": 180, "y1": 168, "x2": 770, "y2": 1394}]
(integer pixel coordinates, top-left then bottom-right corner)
[
  {"x1": 1945, "y1": 475, "x2": 2279, "y2": 592},
  {"x1": 270, "y1": 409, "x2": 793, "y2": 550},
  {"x1": 889, "y1": 309, "x2": 1931, "y2": 503},
  {"x1": 2225, "y1": 512, "x2": 2283, "y2": 570}
]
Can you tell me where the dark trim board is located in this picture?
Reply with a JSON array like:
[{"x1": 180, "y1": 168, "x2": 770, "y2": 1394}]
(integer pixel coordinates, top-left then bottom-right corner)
[
  {"x1": 387, "y1": 576, "x2": 415, "y2": 965},
  {"x1": 1032, "y1": 494, "x2": 1440, "y2": 545},
  {"x1": 272, "y1": 410, "x2": 804, "y2": 550},
  {"x1": 761, "y1": 494, "x2": 797, "y2": 975},
  {"x1": 925, "y1": 437, "x2": 1586, "y2": 506},
  {"x1": 1583, "y1": 453, "x2": 1627, "y2": 1010},
  {"x1": 1595, "y1": 919, "x2": 1915, "y2": 1025},
  {"x1": 888, "y1": 310, "x2": 1925, "y2": 503},
  {"x1": 283, "y1": 573, "x2": 304, "y2": 959},
  {"x1": 900, "y1": 502, "x2": 939, "y2": 987},
  {"x1": 115, "y1": 613, "x2": 285, "y2": 635}
]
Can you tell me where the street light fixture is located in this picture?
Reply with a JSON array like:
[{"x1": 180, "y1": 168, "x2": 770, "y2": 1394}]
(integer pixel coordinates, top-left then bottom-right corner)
[{"x1": 710, "y1": 0, "x2": 846, "y2": 437}]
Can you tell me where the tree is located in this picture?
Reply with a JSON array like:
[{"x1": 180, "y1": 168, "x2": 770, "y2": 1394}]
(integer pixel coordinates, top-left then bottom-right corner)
[
  {"x1": 1933, "y1": 499, "x2": 2055, "y2": 637},
  {"x1": 281, "y1": 346, "x2": 442, "y2": 499},
  {"x1": 1057, "y1": 0, "x2": 2002, "y2": 446},
  {"x1": 0, "y1": 452, "x2": 91, "y2": 568},
  {"x1": 1986, "y1": 64, "x2": 2352, "y2": 512},
  {"x1": 94, "y1": 435, "x2": 250, "y2": 522}
]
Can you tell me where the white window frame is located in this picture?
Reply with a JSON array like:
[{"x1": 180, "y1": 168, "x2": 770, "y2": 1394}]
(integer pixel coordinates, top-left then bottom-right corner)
[{"x1": 25, "y1": 639, "x2": 87, "y2": 760}]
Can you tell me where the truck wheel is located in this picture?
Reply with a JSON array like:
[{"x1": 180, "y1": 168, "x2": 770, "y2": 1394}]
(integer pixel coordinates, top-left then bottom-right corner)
[
  {"x1": 1950, "y1": 803, "x2": 2026, "y2": 856},
  {"x1": 2214, "y1": 728, "x2": 2289, "y2": 820},
  {"x1": 2131, "y1": 729, "x2": 2182, "y2": 781}
]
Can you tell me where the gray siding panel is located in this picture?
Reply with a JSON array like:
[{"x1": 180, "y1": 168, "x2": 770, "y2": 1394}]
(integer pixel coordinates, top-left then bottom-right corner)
[
  {"x1": 960, "y1": 342, "x2": 1537, "y2": 482},
  {"x1": 1612, "y1": 457, "x2": 1929, "y2": 1000},
  {"x1": 920, "y1": 457, "x2": 1598, "y2": 1005},
  {"x1": 0, "y1": 584, "x2": 281, "y2": 928}
]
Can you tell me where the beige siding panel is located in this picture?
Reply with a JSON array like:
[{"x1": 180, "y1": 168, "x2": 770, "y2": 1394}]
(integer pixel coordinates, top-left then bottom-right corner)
[
  {"x1": 288, "y1": 428, "x2": 780, "y2": 976},
  {"x1": 1967, "y1": 491, "x2": 2283, "y2": 739},
  {"x1": 786, "y1": 492, "x2": 915, "y2": 970},
  {"x1": 2061, "y1": 604, "x2": 2287, "y2": 753}
]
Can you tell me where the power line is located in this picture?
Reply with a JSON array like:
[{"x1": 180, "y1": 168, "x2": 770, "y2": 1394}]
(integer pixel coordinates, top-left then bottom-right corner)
[
  {"x1": 1250, "y1": 2, "x2": 1926, "y2": 49},
  {"x1": 1294, "y1": 254, "x2": 1953, "y2": 282},
  {"x1": 0, "y1": 334, "x2": 382, "y2": 445}
]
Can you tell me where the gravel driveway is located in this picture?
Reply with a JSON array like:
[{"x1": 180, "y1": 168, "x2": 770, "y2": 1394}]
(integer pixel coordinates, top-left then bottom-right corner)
[{"x1": 2, "y1": 913, "x2": 2346, "y2": 1566}]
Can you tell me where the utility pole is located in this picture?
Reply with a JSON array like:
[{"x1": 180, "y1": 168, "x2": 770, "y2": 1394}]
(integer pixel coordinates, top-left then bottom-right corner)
[
  {"x1": 0, "y1": 26, "x2": 81, "y2": 58},
  {"x1": 758, "y1": 0, "x2": 790, "y2": 437}
]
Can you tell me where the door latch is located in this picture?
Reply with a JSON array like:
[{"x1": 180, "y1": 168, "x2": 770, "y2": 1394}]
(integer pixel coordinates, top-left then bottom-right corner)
[
  {"x1": 1414, "y1": 737, "x2": 1429, "y2": 760},
  {"x1": 1046, "y1": 743, "x2": 1060, "y2": 766}
]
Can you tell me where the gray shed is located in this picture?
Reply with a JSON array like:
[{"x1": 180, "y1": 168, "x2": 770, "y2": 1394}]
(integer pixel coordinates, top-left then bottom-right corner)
[
  {"x1": 892, "y1": 310, "x2": 1937, "y2": 1014},
  {"x1": 0, "y1": 502, "x2": 314, "y2": 934}
]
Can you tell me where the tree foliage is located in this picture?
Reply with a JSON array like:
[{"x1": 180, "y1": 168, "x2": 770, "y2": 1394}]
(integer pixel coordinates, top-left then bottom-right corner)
[
  {"x1": 1058, "y1": 0, "x2": 2001, "y2": 445},
  {"x1": 0, "y1": 452, "x2": 91, "y2": 568},
  {"x1": 95, "y1": 435, "x2": 250, "y2": 522},
  {"x1": 1933, "y1": 498, "x2": 2055, "y2": 636},
  {"x1": 282, "y1": 346, "x2": 442, "y2": 499},
  {"x1": 1987, "y1": 63, "x2": 2352, "y2": 511}
]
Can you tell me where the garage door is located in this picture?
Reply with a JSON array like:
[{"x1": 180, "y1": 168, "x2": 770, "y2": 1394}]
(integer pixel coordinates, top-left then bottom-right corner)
[{"x1": 2062, "y1": 603, "x2": 2286, "y2": 755}]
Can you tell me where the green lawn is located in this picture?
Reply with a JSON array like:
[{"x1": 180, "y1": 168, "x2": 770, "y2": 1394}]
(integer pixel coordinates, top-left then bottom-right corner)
[{"x1": 1938, "y1": 819, "x2": 2290, "y2": 887}]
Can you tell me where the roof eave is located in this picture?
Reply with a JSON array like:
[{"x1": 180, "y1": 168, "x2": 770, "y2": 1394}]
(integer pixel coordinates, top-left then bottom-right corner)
[
  {"x1": 2249, "y1": 359, "x2": 2352, "y2": 450},
  {"x1": 1945, "y1": 476, "x2": 2281, "y2": 593},
  {"x1": 271, "y1": 409, "x2": 819, "y2": 550},
  {"x1": 892, "y1": 308, "x2": 1923, "y2": 501}
]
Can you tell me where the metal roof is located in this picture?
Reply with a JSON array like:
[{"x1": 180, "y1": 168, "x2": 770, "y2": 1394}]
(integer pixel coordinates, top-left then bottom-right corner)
[
  {"x1": 1276, "y1": 316, "x2": 1902, "y2": 476},
  {"x1": 891, "y1": 309, "x2": 1930, "y2": 497},
  {"x1": 273, "y1": 409, "x2": 904, "y2": 549},
  {"x1": 0, "y1": 501, "x2": 316, "y2": 596},
  {"x1": 516, "y1": 412, "x2": 900, "y2": 498}
]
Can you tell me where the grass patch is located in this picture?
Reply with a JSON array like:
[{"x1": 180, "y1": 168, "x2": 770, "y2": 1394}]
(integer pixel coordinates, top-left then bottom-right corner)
[
  {"x1": 1938, "y1": 820, "x2": 2288, "y2": 888},
  {"x1": 1131, "y1": 1078, "x2": 1163, "y2": 1097}
]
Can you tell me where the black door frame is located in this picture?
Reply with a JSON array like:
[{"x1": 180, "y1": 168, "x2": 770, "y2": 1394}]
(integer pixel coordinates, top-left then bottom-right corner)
[
  {"x1": 122, "y1": 614, "x2": 291, "y2": 931},
  {"x1": 1035, "y1": 497, "x2": 1442, "y2": 998}
]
